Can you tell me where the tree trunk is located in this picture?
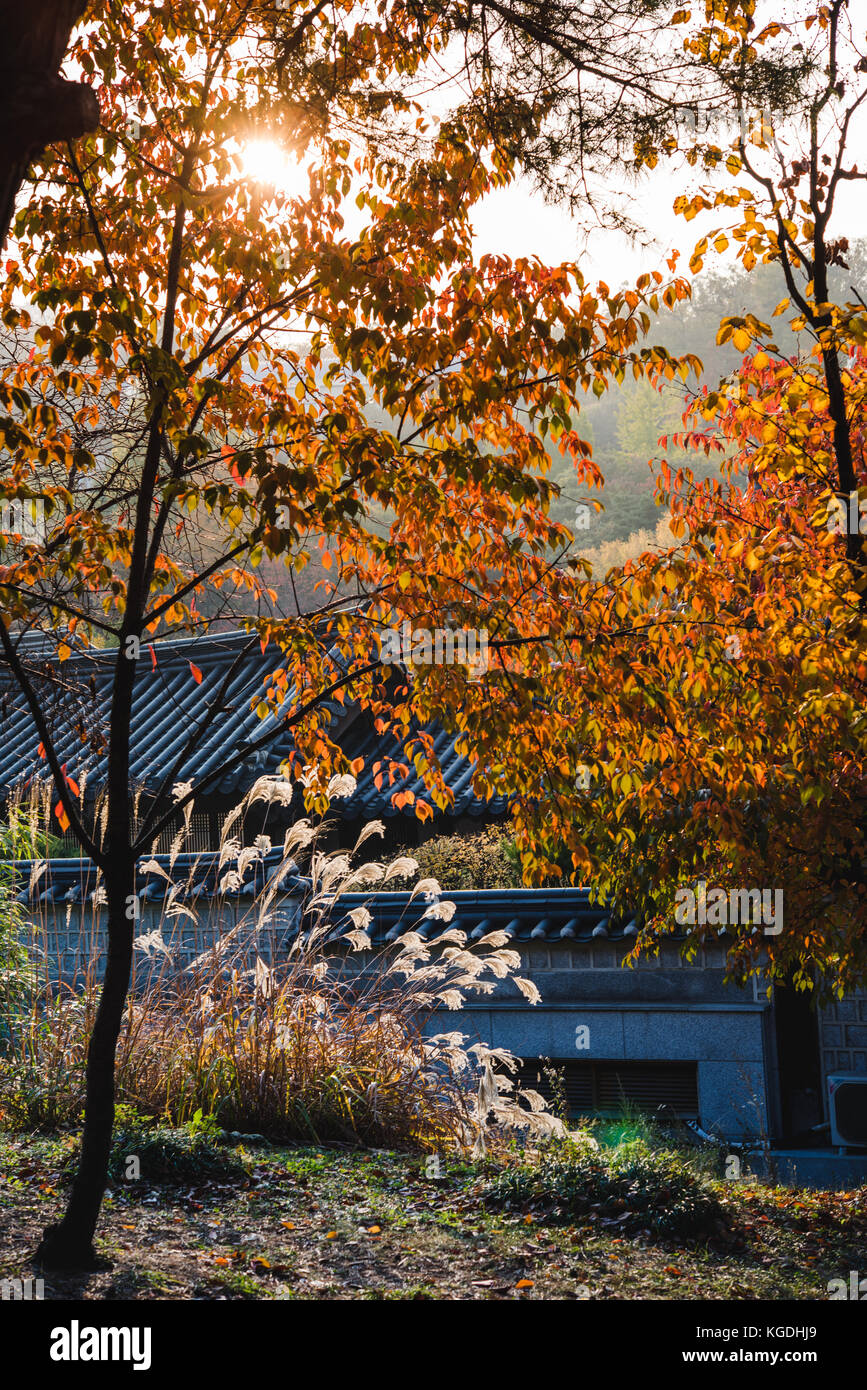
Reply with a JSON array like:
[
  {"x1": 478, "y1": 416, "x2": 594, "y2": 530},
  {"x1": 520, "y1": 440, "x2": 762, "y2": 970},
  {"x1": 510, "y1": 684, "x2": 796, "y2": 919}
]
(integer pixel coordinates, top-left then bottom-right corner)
[
  {"x1": 0, "y1": 1, "x2": 99, "y2": 247},
  {"x1": 812, "y1": 245, "x2": 867, "y2": 588},
  {"x1": 35, "y1": 857, "x2": 135, "y2": 1270}
]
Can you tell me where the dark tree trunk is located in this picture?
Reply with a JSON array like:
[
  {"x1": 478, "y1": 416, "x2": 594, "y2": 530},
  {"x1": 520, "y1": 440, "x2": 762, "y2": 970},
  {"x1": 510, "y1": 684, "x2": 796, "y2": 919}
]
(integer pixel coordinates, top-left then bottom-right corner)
[
  {"x1": 35, "y1": 858, "x2": 135, "y2": 1269},
  {"x1": 812, "y1": 244, "x2": 867, "y2": 586},
  {"x1": 37, "y1": 590, "x2": 141, "y2": 1269},
  {"x1": 0, "y1": 1, "x2": 99, "y2": 246}
]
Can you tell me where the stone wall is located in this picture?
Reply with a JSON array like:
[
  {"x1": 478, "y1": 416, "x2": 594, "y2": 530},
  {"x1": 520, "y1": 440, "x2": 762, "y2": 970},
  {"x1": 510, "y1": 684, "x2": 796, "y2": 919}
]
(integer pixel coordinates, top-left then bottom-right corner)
[
  {"x1": 23, "y1": 897, "x2": 300, "y2": 989},
  {"x1": 27, "y1": 899, "x2": 773, "y2": 1139},
  {"x1": 432, "y1": 940, "x2": 771, "y2": 1141}
]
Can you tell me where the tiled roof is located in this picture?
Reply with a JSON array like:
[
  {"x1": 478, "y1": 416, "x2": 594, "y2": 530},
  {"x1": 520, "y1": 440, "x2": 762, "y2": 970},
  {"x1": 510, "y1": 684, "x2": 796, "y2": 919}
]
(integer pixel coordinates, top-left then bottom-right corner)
[
  {"x1": 323, "y1": 889, "x2": 640, "y2": 945},
  {"x1": 10, "y1": 849, "x2": 311, "y2": 907},
  {"x1": 333, "y1": 720, "x2": 506, "y2": 819},
  {"x1": 0, "y1": 630, "x2": 503, "y2": 816},
  {"x1": 10, "y1": 854, "x2": 635, "y2": 944}
]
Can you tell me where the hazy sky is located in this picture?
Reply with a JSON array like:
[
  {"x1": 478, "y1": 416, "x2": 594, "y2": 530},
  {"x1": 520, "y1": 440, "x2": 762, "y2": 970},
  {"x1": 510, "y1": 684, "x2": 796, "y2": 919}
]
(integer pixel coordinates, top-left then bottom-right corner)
[
  {"x1": 472, "y1": 158, "x2": 867, "y2": 292},
  {"x1": 471, "y1": 167, "x2": 690, "y2": 287}
]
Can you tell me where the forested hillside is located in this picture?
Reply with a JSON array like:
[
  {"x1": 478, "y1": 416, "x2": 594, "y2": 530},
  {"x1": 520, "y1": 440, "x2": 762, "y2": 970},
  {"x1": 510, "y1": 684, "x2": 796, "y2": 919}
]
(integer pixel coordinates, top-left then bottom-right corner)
[{"x1": 549, "y1": 242, "x2": 867, "y2": 554}]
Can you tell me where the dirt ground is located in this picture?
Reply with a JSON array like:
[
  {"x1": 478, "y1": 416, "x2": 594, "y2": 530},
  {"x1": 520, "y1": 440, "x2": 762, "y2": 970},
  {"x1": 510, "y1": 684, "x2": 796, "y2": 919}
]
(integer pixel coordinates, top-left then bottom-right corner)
[{"x1": 2, "y1": 1137, "x2": 865, "y2": 1300}]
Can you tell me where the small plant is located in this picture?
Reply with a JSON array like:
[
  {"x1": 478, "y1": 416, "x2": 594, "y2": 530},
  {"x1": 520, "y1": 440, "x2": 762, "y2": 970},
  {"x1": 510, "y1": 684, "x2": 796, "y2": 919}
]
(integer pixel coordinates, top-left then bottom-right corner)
[
  {"x1": 0, "y1": 798, "x2": 46, "y2": 1054},
  {"x1": 187, "y1": 1107, "x2": 224, "y2": 1141},
  {"x1": 484, "y1": 1135, "x2": 728, "y2": 1241},
  {"x1": 58, "y1": 1109, "x2": 249, "y2": 1189},
  {"x1": 540, "y1": 1059, "x2": 570, "y2": 1128}
]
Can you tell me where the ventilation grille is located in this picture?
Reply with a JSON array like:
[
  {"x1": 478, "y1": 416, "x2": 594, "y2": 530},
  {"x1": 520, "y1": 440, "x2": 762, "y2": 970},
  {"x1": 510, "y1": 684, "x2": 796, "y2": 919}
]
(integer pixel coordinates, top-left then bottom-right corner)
[
  {"x1": 152, "y1": 811, "x2": 214, "y2": 853},
  {"x1": 517, "y1": 1059, "x2": 699, "y2": 1118}
]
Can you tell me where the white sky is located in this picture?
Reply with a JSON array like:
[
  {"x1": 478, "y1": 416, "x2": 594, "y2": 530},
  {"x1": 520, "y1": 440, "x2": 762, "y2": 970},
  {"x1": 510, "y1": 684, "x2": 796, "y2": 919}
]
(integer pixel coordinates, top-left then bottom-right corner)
[
  {"x1": 471, "y1": 168, "x2": 689, "y2": 287},
  {"x1": 471, "y1": 160, "x2": 867, "y2": 291}
]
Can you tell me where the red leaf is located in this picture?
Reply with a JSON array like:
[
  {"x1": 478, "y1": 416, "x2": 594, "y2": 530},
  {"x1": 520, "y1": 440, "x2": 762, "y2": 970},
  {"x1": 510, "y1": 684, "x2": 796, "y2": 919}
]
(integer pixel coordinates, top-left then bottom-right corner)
[
  {"x1": 54, "y1": 801, "x2": 70, "y2": 833},
  {"x1": 189, "y1": 662, "x2": 203, "y2": 684},
  {"x1": 150, "y1": 645, "x2": 157, "y2": 669}
]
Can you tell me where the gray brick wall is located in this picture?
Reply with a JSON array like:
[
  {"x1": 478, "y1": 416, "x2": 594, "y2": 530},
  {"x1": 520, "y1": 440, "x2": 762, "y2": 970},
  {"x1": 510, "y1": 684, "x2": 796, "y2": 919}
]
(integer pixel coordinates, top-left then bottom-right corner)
[
  {"x1": 23, "y1": 899, "x2": 296, "y2": 990},
  {"x1": 818, "y1": 991, "x2": 867, "y2": 1086}
]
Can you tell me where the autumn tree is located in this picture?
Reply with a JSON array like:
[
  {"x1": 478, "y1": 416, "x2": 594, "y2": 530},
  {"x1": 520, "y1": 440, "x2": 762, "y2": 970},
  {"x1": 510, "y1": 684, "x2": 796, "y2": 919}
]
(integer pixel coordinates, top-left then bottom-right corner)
[
  {"x1": 456, "y1": 0, "x2": 867, "y2": 1000},
  {"x1": 0, "y1": 0, "x2": 694, "y2": 1267}
]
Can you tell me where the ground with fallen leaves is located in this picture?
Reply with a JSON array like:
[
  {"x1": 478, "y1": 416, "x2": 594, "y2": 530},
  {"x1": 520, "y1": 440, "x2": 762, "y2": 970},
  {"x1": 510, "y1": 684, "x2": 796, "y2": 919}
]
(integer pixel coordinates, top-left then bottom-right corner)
[{"x1": 1, "y1": 1135, "x2": 865, "y2": 1300}]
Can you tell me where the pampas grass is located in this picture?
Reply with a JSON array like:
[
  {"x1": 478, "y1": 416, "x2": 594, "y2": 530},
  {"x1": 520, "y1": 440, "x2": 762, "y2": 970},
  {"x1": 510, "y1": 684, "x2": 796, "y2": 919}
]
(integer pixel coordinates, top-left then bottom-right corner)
[{"x1": 0, "y1": 779, "x2": 564, "y2": 1155}]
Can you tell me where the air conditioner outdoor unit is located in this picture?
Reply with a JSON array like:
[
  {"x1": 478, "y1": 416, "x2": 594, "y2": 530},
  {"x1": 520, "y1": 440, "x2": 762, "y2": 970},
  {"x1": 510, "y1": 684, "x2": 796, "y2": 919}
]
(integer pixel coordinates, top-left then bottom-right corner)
[{"x1": 827, "y1": 1074, "x2": 867, "y2": 1148}]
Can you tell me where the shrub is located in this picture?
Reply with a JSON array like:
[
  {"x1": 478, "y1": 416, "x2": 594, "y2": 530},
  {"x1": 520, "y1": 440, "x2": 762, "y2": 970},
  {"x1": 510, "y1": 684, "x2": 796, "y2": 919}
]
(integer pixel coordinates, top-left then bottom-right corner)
[
  {"x1": 412, "y1": 825, "x2": 523, "y2": 890},
  {"x1": 0, "y1": 802, "x2": 45, "y2": 1052},
  {"x1": 484, "y1": 1137, "x2": 727, "y2": 1241},
  {"x1": 57, "y1": 1107, "x2": 249, "y2": 1189}
]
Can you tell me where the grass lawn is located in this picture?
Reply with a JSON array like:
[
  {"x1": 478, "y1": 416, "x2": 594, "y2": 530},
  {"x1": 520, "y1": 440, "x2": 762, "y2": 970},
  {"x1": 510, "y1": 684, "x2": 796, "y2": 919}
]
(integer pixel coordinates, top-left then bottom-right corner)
[{"x1": 1, "y1": 1129, "x2": 865, "y2": 1300}]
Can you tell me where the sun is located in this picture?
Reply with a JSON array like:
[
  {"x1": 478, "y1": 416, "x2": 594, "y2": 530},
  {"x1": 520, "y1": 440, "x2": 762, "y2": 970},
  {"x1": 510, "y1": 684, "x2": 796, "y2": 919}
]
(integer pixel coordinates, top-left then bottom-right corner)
[{"x1": 240, "y1": 138, "x2": 305, "y2": 197}]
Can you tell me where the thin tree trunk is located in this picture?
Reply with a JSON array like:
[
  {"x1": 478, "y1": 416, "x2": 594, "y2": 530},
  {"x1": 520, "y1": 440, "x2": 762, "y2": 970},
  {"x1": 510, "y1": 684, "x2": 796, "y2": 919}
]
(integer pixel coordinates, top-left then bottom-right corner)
[
  {"x1": 812, "y1": 246, "x2": 867, "y2": 586},
  {"x1": 35, "y1": 859, "x2": 135, "y2": 1268},
  {"x1": 37, "y1": 585, "x2": 140, "y2": 1269},
  {"x1": 34, "y1": 69, "x2": 188, "y2": 1267}
]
